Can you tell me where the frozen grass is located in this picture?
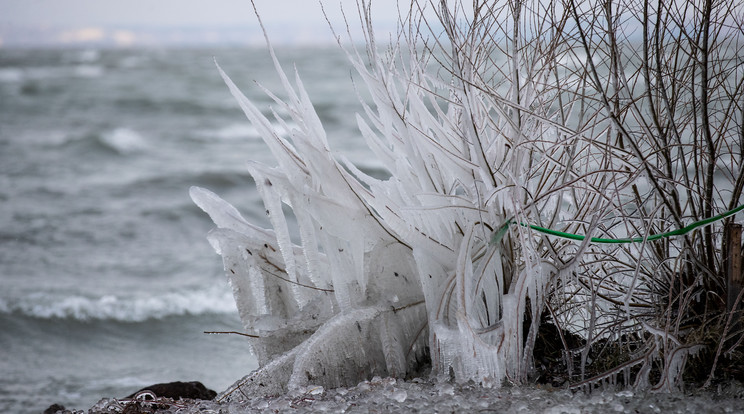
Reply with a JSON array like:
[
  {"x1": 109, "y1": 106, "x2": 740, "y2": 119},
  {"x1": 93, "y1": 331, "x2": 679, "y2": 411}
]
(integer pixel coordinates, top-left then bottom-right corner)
[{"x1": 192, "y1": 0, "x2": 744, "y2": 395}]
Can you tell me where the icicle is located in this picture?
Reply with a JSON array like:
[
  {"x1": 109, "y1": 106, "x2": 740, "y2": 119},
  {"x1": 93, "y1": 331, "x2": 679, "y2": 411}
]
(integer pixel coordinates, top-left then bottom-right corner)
[{"x1": 247, "y1": 164, "x2": 299, "y2": 284}]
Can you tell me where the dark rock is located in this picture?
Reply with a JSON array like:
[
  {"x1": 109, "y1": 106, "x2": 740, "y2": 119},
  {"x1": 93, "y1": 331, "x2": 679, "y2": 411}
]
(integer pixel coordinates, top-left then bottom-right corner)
[
  {"x1": 126, "y1": 381, "x2": 216, "y2": 400},
  {"x1": 43, "y1": 403, "x2": 66, "y2": 414}
]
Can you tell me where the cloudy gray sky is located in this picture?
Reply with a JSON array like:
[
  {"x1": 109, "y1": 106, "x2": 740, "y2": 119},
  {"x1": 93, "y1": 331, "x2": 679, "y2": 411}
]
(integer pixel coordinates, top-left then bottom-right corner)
[{"x1": 0, "y1": 0, "x2": 403, "y2": 46}]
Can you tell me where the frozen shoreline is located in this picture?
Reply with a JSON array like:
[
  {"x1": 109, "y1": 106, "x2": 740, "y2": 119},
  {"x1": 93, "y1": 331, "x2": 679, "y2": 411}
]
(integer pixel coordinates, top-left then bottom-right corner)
[{"x1": 77, "y1": 376, "x2": 744, "y2": 413}]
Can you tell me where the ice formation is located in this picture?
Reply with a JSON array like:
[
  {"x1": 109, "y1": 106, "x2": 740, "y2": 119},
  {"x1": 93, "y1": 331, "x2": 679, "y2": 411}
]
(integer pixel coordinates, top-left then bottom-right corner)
[
  {"x1": 193, "y1": 13, "x2": 546, "y2": 389},
  {"x1": 192, "y1": 0, "x2": 744, "y2": 397}
]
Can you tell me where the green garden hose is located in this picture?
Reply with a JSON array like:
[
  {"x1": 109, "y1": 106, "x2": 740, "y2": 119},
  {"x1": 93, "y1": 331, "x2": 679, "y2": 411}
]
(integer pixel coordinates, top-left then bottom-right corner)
[{"x1": 491, "y1": 203, "x2": 744, "y2": 245}]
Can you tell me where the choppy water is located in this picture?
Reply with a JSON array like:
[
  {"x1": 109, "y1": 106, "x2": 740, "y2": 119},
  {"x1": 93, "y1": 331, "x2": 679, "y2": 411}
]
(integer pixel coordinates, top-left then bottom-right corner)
[{"x1": 0, "y1": 46, "x2": 372, "y2": 413}]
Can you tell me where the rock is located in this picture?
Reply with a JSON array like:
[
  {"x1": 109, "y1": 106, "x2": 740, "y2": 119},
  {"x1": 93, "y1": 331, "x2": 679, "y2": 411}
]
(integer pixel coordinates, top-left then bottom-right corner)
[
  {"x1": 126, "y1": 381, "x2": 216, "y2": 400},
  {"x1": 43, "y1": 403, "x2": 66, "y2": 414}
]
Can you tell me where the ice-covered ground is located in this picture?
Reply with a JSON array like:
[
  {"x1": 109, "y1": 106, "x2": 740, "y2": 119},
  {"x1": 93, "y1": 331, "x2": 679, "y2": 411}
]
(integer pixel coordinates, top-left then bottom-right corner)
[{"x1": 85, "y1": 376, "x2": 744, "y2": 413}]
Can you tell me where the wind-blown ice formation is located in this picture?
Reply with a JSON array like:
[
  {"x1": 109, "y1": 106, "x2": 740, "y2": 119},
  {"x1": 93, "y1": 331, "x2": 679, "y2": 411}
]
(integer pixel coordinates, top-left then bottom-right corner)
[
  {"x1": 192, "y1": 0, "x2": 744, "y2": 396},
  {"x1": 191, "y1": 9, "x2": 549, "y2": 390}
]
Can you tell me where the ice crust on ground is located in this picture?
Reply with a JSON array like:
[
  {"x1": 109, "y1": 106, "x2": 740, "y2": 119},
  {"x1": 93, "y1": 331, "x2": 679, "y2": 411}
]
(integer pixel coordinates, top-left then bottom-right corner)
[{"x1": 85, "y1": 377, "x2": 744, "y2": 414}]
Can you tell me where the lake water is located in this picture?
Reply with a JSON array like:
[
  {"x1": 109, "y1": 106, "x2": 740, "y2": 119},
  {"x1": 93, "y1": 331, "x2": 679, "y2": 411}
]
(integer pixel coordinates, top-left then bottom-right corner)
[{"x1": 0, "y1": 45, "x2": 372, "y2": 413}]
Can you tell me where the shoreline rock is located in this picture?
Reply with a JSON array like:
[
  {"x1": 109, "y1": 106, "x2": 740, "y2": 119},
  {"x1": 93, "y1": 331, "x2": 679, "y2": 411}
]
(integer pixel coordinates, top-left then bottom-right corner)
[{"x1": 126, "y1": 381, "x2": 216, "y2": 401}]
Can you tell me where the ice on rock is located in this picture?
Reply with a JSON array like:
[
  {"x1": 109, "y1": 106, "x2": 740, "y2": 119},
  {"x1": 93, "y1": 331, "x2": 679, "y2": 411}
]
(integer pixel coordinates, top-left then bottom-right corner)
[
  {"x1": 389, "y1": 388, "x2": 408, "y2": 403},
  {"x1": 615, "y1": 390, "x2": 634, "y2": 398},
  {"x1": 437, "y1": 382, "x2": 455, "y2": 396}
]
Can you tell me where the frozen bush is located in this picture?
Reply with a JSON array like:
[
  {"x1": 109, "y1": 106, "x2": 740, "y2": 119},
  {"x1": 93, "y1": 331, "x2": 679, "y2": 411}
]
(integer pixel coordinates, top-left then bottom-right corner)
[{"x1": 193, "y1": 0, "x2": 744, "y2": 396}]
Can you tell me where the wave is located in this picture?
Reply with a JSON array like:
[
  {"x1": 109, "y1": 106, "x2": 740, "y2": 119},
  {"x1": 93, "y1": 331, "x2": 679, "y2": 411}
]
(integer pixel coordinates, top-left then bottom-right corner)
[
  {"x1": 0, "y1": 285, "x2": 237, "y2": 322},
  {"x1": 0, "y1": 68, "x2": 24, "y2": 83},
  {"x1": 98, "y1": 127, "x2": 148, "y2": 154},
  {"x1": 0, "y1": 65, "x2": 105, "y2": 83},
  {"x1": 49, "y1": 127, "x2": 148, "y2": 155}
]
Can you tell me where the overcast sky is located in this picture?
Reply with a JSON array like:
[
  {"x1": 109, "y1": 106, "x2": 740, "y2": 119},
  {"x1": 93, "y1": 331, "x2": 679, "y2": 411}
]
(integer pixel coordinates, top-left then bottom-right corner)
[{"x1": 0, "y1": 0, "x2": 404, "y2": 46}]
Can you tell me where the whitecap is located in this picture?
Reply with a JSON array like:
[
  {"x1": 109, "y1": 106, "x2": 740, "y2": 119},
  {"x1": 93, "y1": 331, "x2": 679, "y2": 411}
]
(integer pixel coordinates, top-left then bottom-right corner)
[
  {"x1": 99, "y1": 127, "x2": 148, "y2": 154},
  {"x1": 0, "y1": 68, "x2": 24, "y2": 83},
  {"x1": 1, "y1": 285, "x2": 236, "y2": 322}
]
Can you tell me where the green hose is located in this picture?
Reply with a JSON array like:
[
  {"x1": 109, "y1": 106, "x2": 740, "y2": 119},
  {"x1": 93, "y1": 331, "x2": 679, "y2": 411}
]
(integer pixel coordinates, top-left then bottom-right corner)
[{"x1": 491, "y1": 203, "x2": 744, "y2": 245}]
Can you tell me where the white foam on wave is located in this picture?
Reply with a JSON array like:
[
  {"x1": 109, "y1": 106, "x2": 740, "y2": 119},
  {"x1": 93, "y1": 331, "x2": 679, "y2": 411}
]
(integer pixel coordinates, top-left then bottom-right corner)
[
  {"x1": 0, "y1": 65, "x2": 105, "y2": 82},
  {"x1": 0, "y1": 284, "x2": 237, "y2": 322},
  {"x1": 0, "y1": 68, "x2": 24, "y2": 83},
  {"x1": 100, "y1": 127, "x2": 148, "y2": 154}
]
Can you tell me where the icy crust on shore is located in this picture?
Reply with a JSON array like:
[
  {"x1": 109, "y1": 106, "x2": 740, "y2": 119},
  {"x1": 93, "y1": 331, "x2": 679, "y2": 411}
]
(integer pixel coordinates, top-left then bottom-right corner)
[{"x1": 85, "y1": 377, "x2": 744, "y2": 414}]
